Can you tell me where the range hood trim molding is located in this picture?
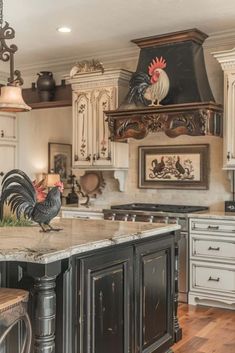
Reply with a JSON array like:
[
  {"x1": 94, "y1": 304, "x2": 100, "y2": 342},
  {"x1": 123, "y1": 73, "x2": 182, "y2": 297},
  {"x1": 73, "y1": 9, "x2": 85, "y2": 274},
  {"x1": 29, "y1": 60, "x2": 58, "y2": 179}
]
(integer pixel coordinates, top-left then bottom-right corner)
[
  {"x1": 106, "y1": 101, "x2": 223, "y2": 140},
  {"x1": 131, "y1": 28, "x2": 208, "y2": 48}
]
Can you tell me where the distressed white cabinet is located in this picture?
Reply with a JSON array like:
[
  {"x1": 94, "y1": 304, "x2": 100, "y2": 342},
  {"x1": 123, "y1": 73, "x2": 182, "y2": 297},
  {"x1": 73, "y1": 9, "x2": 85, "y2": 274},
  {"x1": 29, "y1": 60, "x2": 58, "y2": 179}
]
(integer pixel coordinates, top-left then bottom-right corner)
[
  {"x1": 68, "y1": 69, "x2": 132, "y2": 169},
  {"x1": 189, "y1": 216, "x2": 235, "y2": 310},
  {"x1": 214, "y1": 49, "x2": 235, "y2": 169},
  {"x1": 0, "y1": 113, "x2": 18, "y2": 186}
]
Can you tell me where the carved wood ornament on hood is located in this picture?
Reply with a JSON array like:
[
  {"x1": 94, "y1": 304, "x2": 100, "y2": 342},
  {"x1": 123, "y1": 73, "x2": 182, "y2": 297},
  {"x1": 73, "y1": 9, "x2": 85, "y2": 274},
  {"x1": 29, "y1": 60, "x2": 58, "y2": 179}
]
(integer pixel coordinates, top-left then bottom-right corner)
[{"x1": 105, "y1": 29, "x2": 223, "y2": 141}]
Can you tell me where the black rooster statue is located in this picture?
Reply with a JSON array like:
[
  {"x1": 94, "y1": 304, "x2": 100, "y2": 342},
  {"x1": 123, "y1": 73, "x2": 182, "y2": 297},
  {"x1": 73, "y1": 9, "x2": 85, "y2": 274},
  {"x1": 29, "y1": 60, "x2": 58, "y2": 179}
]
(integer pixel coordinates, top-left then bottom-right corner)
[{"x1": 0, "y1": 169, "x2": 64, "y2": 232}]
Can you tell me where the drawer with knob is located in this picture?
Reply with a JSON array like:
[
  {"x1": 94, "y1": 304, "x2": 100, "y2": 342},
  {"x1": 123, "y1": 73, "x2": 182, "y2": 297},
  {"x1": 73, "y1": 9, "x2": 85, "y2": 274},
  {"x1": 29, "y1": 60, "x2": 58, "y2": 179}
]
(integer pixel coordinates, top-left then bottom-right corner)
[
  {"x1": 190, "y1": 235, "x2": 235, "y2": 263},
  {"x1": 190, "y1": 261, "x2": 235, "y2": 294}
]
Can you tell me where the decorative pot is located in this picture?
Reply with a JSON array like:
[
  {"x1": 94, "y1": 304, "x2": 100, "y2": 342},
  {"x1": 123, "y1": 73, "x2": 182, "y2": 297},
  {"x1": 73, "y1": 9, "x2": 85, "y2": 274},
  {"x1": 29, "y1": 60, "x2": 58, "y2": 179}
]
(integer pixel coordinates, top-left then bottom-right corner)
[{"x1": 36, "y1": 71, "x2": 56, "y2": 102}]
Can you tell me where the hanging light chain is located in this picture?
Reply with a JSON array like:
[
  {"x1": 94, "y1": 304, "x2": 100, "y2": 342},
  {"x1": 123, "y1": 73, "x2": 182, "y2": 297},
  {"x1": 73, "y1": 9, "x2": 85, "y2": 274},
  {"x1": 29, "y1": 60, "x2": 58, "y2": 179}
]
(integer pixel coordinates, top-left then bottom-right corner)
[{"x1": 0, "y1": 0, "x2": 3, "y2": 27}]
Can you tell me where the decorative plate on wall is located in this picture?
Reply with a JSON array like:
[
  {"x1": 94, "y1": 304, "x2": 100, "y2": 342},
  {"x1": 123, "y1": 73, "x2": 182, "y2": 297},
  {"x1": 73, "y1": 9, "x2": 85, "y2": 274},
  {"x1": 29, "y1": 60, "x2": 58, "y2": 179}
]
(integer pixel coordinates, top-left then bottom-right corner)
[{"x1": 79, "y1": 171, "x2": 105, "y2": 197}]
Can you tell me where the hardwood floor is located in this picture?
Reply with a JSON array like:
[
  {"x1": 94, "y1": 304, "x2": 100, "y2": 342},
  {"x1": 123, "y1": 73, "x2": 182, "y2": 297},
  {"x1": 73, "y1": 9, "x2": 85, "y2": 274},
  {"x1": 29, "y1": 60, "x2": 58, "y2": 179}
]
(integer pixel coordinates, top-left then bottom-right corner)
[{"x1": 173, "y1": 304, "x2": 235, "y2": 353}]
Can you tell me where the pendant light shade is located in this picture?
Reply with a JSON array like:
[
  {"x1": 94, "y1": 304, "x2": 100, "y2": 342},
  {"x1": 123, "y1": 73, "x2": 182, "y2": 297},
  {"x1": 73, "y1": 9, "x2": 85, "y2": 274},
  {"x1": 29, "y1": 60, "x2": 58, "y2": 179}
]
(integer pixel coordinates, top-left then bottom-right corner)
[
  {"x1": 0, "y1": 0, "x2": 31, "y2": 112},
  {"x1": 0, "y1": 86, "x2": 31, "y2": 112}
]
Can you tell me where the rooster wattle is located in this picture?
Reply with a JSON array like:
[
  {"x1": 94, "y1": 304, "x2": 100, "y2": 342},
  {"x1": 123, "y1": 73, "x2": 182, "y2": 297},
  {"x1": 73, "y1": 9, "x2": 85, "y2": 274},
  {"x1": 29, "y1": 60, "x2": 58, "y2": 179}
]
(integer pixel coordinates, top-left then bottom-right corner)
[{"x1": 0, "y1": 169, "x2": 64, "y2": 232}]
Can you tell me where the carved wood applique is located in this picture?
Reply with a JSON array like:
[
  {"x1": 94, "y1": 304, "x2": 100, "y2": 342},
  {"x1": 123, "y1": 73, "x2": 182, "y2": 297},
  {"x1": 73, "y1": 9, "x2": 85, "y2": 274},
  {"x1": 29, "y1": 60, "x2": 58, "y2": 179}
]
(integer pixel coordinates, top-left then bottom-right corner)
[{"x1": 106, "y1": 102, "x2": 223, "y2": 141}]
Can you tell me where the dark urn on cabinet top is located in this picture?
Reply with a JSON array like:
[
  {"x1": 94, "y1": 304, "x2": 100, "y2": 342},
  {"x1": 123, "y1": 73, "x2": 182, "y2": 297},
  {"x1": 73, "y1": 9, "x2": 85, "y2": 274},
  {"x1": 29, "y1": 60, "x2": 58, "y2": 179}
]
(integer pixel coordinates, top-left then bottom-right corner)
[{"x1": 36, "y1": 71, "x2": 56, "y2": 102}]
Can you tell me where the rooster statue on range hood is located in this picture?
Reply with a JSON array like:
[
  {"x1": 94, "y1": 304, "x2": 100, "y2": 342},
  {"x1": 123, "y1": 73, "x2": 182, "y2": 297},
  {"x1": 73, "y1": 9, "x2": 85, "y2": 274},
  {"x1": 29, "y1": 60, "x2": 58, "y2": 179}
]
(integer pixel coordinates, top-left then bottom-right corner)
[
  {"x1": 0, "y1": 169, "x2": 64, "y2": 232},
  {"x1": 127, "y1": 56, "x2": 170, "y2": 106}
]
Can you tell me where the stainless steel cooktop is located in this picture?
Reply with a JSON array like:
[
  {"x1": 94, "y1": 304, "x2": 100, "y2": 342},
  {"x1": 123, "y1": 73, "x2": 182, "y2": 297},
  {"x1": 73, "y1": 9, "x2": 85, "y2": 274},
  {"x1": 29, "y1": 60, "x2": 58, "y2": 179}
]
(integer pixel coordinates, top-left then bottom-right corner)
[{"x1": 110, "y1": 203, "x2": 208, "y2": 213}]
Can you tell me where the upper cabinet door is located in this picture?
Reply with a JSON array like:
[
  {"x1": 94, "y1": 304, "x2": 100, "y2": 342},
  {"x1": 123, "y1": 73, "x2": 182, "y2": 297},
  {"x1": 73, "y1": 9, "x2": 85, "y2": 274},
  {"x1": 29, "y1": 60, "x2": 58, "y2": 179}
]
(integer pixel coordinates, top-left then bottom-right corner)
[
  {"x1": 73, "y1": 91, "x2": 93, "y2": 166},
  {"x1": 224, "y1": 73, "x2": 235, "y2": 168},
  {"x1": 213, "y1": 49, "x2": 235, "y2": 169},
  {"x1": 92, "y1": 87, "x2": 115, "y2": 166},
  {"x1": 0, "y1": 113, "x2": 18, "y2": 141}
]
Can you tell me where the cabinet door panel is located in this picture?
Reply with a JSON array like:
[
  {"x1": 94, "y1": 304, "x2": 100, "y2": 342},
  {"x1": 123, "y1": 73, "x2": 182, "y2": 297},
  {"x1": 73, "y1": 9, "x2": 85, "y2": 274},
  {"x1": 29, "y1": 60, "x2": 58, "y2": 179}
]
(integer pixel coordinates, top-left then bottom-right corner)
[
  {"x1": 73, "y1": 92, "x2": 92, "y2": 166},
  {"x1": 77, "y1": 247, "x2": 133, "y2": 353},
  {"x1": 135, "y1": 236, "x2": 174, "y2": 353},
  {"x1": 224, "y1": 73, "x2": 235, "y2": 168},
  {"x1": 93, "y1": 88, "x2": 115, "y2": 166},
  {"x1": 0, "y1": 113, "x2": 17, "y2": 140}
]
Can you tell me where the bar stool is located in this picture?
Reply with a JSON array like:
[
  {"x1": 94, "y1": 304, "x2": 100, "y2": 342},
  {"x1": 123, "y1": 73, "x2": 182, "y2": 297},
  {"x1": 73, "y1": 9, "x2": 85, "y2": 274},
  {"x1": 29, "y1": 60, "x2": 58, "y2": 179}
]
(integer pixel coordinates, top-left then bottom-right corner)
[{"x1": 0, "y1": 288, "x2": 32, "y2": 353}]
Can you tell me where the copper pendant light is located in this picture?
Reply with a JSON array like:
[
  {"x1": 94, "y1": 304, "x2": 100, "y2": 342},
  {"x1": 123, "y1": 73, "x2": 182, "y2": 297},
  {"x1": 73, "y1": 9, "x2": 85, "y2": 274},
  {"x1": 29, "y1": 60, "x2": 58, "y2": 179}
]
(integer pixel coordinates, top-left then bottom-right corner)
[{"x1": 0, "y1": 0, "x2": 31, "y2": 112}]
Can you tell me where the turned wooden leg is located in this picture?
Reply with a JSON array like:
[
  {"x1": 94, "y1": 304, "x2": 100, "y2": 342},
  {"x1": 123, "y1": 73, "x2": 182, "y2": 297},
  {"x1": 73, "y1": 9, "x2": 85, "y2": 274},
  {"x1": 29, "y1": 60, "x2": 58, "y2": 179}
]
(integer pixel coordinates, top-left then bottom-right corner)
[
  {"x1": 33, "y1": 275, "x2": 57, "y2": 353},
  {"x1": 27, "y1": 262, "x2": 61, "y2": 353}
]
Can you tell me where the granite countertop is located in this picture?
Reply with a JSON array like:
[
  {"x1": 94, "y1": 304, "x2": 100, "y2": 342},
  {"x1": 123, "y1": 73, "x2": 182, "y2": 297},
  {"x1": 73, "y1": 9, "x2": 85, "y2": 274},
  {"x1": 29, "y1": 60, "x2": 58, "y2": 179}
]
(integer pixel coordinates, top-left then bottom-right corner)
[
  {"x1": 0, "y1": 218, "x2": 180, "y2": 264},
  {"x1": 188, "y1": 211, "x2": 235, "y2": 220}
]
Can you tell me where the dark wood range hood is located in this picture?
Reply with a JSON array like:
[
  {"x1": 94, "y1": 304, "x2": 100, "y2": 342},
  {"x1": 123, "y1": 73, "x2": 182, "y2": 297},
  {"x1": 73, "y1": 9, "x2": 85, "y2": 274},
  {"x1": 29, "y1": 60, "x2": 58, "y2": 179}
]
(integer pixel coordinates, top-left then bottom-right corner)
[{"x1": 105, "y1": 29, "x2": 223, "y2": 141}]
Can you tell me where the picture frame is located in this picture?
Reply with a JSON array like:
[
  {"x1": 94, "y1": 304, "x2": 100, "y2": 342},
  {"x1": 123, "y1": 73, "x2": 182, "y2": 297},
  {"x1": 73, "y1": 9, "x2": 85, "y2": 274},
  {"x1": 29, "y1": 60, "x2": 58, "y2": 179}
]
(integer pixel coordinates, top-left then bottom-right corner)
[
  {"x1": 48, "y1": 143, "x2": 72, "y2": 186},
  {"x1": 139, "y1": 144, "x2": 209, "y2": 190}
]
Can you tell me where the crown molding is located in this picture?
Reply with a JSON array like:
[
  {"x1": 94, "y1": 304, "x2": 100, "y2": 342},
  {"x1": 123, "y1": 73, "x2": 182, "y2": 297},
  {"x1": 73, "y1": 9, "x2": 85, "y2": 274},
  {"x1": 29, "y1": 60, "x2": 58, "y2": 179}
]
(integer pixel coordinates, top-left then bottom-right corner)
[
  {"x1": 19, "y1": 46, "x2": 139, "y2": 77},
  {"x1": 15, "y1": 29, "x2": 235, "y2": 82},
  {"x1": 203, "y1": 29, "x2": 235, "y2": 49}
]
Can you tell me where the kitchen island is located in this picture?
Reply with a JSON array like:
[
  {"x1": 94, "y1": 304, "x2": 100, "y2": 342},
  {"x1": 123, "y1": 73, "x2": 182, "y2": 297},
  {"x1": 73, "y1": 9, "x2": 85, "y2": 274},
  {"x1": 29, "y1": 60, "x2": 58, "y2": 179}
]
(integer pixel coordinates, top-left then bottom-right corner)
[{"x1": 0, "y1": 219, "x2": 182, "y2": 353}]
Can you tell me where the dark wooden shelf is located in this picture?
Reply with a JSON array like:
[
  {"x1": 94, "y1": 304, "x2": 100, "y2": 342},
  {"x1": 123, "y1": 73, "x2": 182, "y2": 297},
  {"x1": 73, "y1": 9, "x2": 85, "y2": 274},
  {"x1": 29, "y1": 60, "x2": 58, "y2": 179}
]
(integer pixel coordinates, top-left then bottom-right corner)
[{"x1": 22, "y1": 84, "x2": 72, "y2": 110}]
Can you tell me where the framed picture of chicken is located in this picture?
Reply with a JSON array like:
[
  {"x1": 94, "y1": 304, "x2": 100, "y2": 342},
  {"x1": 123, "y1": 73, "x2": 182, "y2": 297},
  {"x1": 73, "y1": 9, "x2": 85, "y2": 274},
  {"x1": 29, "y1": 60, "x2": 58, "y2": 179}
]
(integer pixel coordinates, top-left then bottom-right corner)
[
  {"x1": 48, "y1": 143, "x2": 72, "y2": 186},
  {"x1": 139, "y1": 144, "x2": 209, "y2": 189}
]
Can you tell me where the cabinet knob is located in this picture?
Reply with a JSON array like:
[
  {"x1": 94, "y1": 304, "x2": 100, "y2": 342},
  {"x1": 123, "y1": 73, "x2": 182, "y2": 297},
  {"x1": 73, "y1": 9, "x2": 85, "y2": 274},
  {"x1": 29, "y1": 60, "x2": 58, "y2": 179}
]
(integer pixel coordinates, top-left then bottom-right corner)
[
  {"x1": 131, "y1": 214, "x2": 136, "y2": 222},
  {"x1": 93, "y1": 153, "x2": 97, "y2": 161},
  {"x1": 123, "y1": 214, "x2": 129, "y2": 221},
  {"x1": 1, "y1": 130, "x2": 4, "y2": 138},
  {"x1": 148, "y1": 216, "x2": 154, "y2": 223},
  {"x1": 0, "y1": 171, "x2": 4, "y2": 177},
  {"x1": 111, "y1": 213, "x2": 116, "y2": 221},
  {"x1": 227, "y1": 151, "x2": 231, "y2": 161}
]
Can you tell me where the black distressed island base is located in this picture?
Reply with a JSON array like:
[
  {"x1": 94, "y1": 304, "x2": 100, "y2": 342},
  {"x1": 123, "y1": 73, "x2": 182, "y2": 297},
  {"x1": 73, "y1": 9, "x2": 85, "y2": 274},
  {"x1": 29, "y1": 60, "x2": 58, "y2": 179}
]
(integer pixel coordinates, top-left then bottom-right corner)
[{"x1": 0, "y1": 218, "x2": 182, "y2": 353}]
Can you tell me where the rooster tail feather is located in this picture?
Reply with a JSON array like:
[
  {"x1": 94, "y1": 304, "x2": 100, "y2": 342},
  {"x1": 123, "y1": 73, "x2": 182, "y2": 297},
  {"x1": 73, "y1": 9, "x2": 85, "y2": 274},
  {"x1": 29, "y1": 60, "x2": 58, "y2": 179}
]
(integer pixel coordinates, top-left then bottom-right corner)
[
  {"x1": 2, "y1": 174, "x2": 36, "y2": 202},
  {"x1": 2, "y1": 169, "x2": 34, "y2": 187},
  {"x1": 0, "y1": 199, "x2": 4, "y2": 221},
  {"x1": 0, "y1": 169, "x2": 37, "y2": 220},
  {"x1": 127, "y1": 72, "x2": 151, "y2": 106},
  {"x1": 1, "y1": 186, "x2": 34, "y2": 205}
]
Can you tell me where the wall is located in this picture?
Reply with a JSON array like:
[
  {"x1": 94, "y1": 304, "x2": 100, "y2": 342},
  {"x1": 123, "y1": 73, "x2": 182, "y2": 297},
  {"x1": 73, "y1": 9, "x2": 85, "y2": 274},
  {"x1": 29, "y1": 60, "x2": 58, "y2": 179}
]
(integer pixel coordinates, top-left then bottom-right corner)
[
  {"x1": 96, "y1": 134, "x2": 230, "y2": 211},
  {"x1": 18, "y1": 106, "x2": 72, "y2": 178},
  {"x1": 16, "y1": 42, "x2": 232, "y2": 211}
]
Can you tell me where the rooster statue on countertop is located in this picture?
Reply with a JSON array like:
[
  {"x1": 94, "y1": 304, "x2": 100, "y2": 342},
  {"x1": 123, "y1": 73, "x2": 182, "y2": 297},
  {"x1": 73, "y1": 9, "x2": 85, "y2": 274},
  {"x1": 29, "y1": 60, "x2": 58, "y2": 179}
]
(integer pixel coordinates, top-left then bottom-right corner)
[
  {"x1": 127, "y1": 56, "x2": 170, "y2": 106},
  {"x1": 0, "y1": 169, "x2": 64, "y2": 232}
]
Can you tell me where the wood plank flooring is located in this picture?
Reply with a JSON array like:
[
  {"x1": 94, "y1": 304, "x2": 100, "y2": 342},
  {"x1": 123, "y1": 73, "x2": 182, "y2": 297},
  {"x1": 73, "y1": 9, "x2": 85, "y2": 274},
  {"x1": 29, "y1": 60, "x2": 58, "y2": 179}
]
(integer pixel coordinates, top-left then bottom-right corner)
[{"x1": 173, "y1": 304, "x2": 235, "y2": 353}]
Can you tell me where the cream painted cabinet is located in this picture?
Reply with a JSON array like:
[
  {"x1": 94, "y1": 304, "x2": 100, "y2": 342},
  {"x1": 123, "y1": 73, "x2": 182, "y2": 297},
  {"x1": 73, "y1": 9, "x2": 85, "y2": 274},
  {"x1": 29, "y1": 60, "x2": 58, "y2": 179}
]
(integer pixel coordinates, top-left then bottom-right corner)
[
  {"x1": 69, "y1": 69, "x2": 132, "y2": 169},
  {"x1": 0, "y1": 113, "x2": 18, "y2": 186},
  {"x1": 189, "y1": 217, "x2": 235, "y2": 310},
  {"x1": 214, "y1": 49, "x2": 235, "y2": 169}
]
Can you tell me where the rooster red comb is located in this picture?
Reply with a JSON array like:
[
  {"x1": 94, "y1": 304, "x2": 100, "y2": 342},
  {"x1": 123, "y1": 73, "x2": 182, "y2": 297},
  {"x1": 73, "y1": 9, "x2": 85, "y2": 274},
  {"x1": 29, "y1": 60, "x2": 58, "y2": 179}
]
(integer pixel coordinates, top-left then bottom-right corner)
[
  {"x1": 55, "y1": 181, "x2": 64, "y2": 192},
  {"x1": 148, "y1": 56, "x2": 167, "y2": 75}
]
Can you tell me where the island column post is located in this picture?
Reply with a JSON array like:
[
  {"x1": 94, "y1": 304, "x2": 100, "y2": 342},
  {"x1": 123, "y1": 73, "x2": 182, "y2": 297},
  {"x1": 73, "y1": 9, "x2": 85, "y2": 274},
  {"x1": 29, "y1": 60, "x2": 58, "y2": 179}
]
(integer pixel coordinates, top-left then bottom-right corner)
[{"x1": 27, "y1": 260, "x2": 61, "y2": 353}]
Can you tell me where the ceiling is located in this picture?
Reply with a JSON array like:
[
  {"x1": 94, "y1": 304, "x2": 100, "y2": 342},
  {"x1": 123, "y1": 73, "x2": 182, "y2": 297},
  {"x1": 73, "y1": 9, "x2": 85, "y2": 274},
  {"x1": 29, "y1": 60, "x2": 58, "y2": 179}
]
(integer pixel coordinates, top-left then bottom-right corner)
[{"x1": 2, "y1": 0, "x2": 235, "y2": 71}]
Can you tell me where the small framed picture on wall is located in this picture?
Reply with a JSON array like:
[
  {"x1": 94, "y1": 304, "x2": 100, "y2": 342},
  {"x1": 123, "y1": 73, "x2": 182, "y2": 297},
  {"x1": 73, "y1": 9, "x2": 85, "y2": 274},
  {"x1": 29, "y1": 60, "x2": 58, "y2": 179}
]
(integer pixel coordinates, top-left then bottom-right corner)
[{"x1": 48, "y1": 143, "x2": 72, "y2": 185}]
